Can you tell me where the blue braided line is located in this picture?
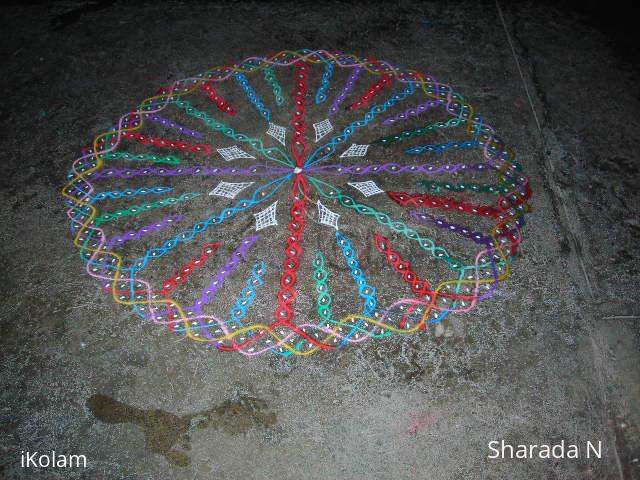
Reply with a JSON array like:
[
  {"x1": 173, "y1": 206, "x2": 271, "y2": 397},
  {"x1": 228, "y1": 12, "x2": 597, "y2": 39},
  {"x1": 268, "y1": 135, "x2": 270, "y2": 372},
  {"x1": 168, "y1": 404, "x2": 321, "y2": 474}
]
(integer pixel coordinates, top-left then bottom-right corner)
[
  {"x1": 224, "y1": 260, "x2": 265, "y2": 326},
  {"x1": 315, "y1": 61, "x2": 334, "y2": 104},
  {"x1": 67, "y1": 186, "x2": 96, "y2": 204},
  {"x1": 335, "y1": 230, "x2": 378, "y2": 347},
  {"x1": 336, "y1": 231, "x2": 377, "y2": 315},
  {"x1": 233, "y1": 72, "x2": 271, "y2": 122},
  {"x1": 474, "y1": 115, "x2": 484, "y2": 142},
  {"x1": 131, "y1": 174, "x2": 289, "y2": 271},
  {"x1": 75, "y1": 174, "x2": 286, "y2": 317},
  {"x1": 72, "y1": 171, "x2": 278, "y2": 274},
  {"x1": 69, "y1": 189, "x2": 198, "y2": 273},
  {"x1": 127, "y1": 174, "x2": 290, "y2": 318},
  {"x1": 172, "y1": 260, "x2": 266, "y2": 333},
  {"x1": 305, "y1": 82, "x2": 416, "y2": 168},
  {"x1": 274, "y1": 230, "x2": 382, "y2": 357},
  {"x1": 405, "y1": 140, "x2": 479, "y2": 155},
  {"x1": 309, "y1": 176, "x2": 465, "y2": 271}
]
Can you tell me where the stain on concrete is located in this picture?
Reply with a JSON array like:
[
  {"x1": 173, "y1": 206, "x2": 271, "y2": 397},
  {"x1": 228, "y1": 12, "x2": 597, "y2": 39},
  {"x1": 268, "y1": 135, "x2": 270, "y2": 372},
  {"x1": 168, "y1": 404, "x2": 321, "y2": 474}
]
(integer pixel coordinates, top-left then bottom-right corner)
[
  {"x1": 87, "y1": 394, "x2": 276, "y2": 466},
  {"x1": 0, "y1": 2, "x2": 637, "y2": 479}
]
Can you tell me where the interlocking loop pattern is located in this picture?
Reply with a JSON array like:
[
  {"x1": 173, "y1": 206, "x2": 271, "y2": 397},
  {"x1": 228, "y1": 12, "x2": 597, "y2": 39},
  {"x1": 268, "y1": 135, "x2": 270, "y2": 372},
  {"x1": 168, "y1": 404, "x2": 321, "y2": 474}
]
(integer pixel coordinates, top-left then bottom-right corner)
[{"x1": 63, "y1": 49, "x2": 531, "y2": 357}]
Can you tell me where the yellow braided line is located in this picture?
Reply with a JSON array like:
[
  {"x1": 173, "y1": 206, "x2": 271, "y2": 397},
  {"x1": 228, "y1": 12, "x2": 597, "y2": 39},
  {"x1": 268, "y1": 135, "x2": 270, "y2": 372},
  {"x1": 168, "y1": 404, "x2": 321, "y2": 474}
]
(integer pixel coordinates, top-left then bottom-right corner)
[{"x1": 62, "y1": 50, "x2": 522, "y2": 356}]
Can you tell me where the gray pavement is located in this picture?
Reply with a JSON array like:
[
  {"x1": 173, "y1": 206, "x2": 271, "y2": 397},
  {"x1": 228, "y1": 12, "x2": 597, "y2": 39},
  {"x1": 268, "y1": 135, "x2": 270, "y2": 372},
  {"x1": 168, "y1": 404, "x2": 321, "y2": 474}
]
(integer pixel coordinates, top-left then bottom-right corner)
[{"x1": 0, "y1": 2, "x2": 638, "y2": 479}]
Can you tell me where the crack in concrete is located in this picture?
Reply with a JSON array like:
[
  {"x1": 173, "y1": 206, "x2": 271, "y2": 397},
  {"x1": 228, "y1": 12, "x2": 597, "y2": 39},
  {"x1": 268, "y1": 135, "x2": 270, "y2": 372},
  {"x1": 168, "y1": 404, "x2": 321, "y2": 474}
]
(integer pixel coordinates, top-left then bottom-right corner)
[{"x1": 496, "y1": 3, "x2": 628, "y2": 478}]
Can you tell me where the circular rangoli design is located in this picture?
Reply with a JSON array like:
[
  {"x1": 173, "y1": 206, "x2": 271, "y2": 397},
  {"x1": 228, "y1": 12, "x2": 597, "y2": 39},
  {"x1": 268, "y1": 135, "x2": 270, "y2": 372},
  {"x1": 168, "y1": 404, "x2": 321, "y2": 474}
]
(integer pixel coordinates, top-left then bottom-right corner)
[{"x1": 63, "y1": 49, "x2": 531, "y2": 357}]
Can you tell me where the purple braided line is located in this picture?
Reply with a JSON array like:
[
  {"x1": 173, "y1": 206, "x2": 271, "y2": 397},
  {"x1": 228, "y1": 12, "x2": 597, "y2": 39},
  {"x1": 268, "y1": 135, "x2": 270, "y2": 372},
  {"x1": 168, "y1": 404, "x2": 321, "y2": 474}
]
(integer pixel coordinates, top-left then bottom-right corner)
[
  {"x1": 105, "y1": 214, "x2": 183, "y2": 247},
  {"x1": 409, "y1": 210, "x2": 499, "y2": 300},
  {"x1": 381, "y1": 99, "x2": 443, "y2": 126},
  {"x1": 68, "y1": 147, "x2": 99, "y2": 184},
  {"x1": 410, "y1": 210, "x2": 494, "y2": 247},
  {"x1": 147, "y1": 113, "x2": 204, "y2": 139},
  {"x1": 329, "y1": 66, "x2": 363, "y2": 116},
  {"x1": 305, "y1": 162, "x2": 493, "y2": 176},
  {"x1": 109, "y1": 113, "x2": 203, "y2": 139},
  {"x1": 191, "y1": 234, "x2": 259, "y2": 340},
  {"x1": 89, "y1": 165, "x2": 291, "y2": 181}
]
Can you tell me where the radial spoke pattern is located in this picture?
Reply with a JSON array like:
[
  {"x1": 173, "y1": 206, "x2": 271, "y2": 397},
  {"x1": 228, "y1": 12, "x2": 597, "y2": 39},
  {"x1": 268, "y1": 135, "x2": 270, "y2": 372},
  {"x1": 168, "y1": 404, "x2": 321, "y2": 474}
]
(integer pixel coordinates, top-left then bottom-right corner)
[{"x1": 63, "y1": 49, "x2": 531, "y2": 357}]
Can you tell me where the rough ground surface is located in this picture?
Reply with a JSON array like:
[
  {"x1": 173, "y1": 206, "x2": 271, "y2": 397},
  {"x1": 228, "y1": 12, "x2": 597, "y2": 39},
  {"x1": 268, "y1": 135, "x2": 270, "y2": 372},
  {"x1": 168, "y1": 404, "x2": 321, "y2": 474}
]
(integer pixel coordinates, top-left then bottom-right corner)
[{"x1": 0, "y1": 1, "x2": 638, "y2": 479}]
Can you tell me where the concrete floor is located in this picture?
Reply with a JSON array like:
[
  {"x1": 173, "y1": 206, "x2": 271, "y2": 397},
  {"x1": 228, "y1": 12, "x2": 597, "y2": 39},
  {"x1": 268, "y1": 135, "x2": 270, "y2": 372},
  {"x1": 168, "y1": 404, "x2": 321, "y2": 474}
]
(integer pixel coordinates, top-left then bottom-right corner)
[{"x1": 1, "y1": 1, "x2": 638, "y2": 479}]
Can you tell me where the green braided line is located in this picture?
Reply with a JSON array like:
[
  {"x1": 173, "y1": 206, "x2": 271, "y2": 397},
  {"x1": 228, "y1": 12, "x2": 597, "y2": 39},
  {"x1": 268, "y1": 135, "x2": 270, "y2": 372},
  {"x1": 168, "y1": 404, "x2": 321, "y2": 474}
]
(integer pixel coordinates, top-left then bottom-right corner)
[
  {"x1": 372, "y1": 117, "x2": 465, "y2": 145},
  {"x1": 312, "y1": 251, "x2": 390, "y2": 340},
  {"x1": 173, "y1": 99, "x2": 293, "y2": 167},
  {"x1": 313, "y1": 251, "x2": 333, "y2": 326},
  {"x1": 284, "y1": 251, "x2": 389, "y2": 357},
  {"x1": 416, "y1": 178, "x2": 519, "y2": 195},
  {"x1": 94, "y1": 192, "x2": 200, "y2": 225},
  {"x1": 282, "y1": 251, "x2": 335, "y2": 356},
  {"x1": 308, "y1": 176, "x2": 466, "y2": 271},
  {"x1": 263, "y1": 67, "x2": 285, "y2": 106},
  {"x1": 102, "y1": 151, "x2": 181, "y2": 165}
]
